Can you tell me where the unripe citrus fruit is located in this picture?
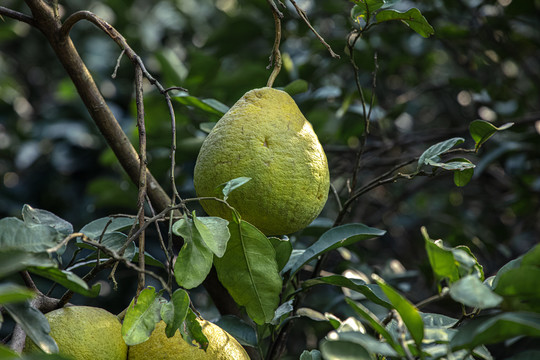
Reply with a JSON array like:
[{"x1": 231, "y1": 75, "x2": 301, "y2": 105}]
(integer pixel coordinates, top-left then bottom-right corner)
[
  {"x1": 24, "y1": 306, "x2": 127, "y2": 360},
  {"x1": 194, "y1": 87, "x2": 330, "y2": 235},
  {"x1": 127, "y1": 319, "x2": 249, "y2": 360}
]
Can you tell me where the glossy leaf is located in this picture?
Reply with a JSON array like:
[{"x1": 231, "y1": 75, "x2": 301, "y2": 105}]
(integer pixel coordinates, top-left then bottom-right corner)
[
  {"x1": 27, "y1": 267, "x2": 100, "y2": 297},
  {"x1": 345, "y1": 298, "x2": 404, "y2": 355},
  {"x1": 4, "y1": 301, "x2": 58, "y2": 354},
  {"x1": 376, "y1": 276, "x2": 424, "y2": 346},
  {"x1": 493, "y1": 266, "x2": 540, "y2": 312},
  {"x1": 451, "y1": 312, "x2": 540, "y2": 350},
  {"x1": 469, "y1": 120, "x2": 514, "y2": 151},
  {"x1": 0, "y1": 283, "x2": 36, "y2": 305},
  {"x1": 214, "y1": 219, "x2": 282, "y2": 325},
  {"x1": 79, "y1": 216, "x2": 135, "y2": 240},
  {"x1": 282, "y1": 223, "x2": 386, "y2": 277},
  {"x1": 417, "y1": 137, "x2": 464, "y2": 171},
  {"x1": 300, "y1": 349, "x2": 323, "y2": 360},
  {"x1": 302, "y1": 275, "x2": 391, "y2": 308},
  {"x1": 0, "y1": 217, "x2": 63, "y2": 253},
  {"x1": 376, "y1": 8, "x2": 435, "y2": 38},
  {"x1": 173, "y1": 94, "x2": 229, "y2": 116},
  {"x1": 122, "y1": 287, "x2": 164, "y2": 346},
  {"x1": 449, "y1": 274, "x2": 502, "y2": 309},
  {"x1": 452, "y1": 158, "x2": 475, "y2": 187},
  {"x1": 0, "y1": 250, "x2": 57, "y2": 278}
]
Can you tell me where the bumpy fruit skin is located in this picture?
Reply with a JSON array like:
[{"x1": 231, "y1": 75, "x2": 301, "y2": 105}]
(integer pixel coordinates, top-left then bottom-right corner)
[
  {"x1": 24, "y1": 306, "x2": 127, "y2": 360},
  {"x1": 194, "y1": 87, "x2": 330, "y2": 235},
  {"x1": 127, "y1": 320, "x2": 249, "y2": 360}
]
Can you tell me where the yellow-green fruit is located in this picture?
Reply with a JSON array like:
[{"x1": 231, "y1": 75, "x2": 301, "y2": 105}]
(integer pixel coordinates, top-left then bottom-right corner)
[
  {"x1": 24, "y1": 306, "x2": 127, "y2": 360},
  {"x1": 128, "y1": 320, "x2": 249, "y2": 360},
  {"x1": 194, "y1": 87, "x2": 330, "y2": 235}
]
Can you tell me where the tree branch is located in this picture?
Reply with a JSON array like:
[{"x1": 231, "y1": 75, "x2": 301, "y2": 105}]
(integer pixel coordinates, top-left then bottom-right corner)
[{"x1": 0, "y1": 6, "x2": 35, "y2": 25}]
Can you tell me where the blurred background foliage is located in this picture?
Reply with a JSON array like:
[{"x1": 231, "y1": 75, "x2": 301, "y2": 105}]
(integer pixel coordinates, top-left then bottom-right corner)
[{"x1": 1, "y1": 0, "x2": 539, "y2": 358}]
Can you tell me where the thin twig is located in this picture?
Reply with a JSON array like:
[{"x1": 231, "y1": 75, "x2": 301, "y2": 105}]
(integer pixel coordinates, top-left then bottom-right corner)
[
  {"x1": 288, "y1": 0, "x2": 340, "y2": 59},
  {"x1": 0, "y1": 6, "x2": 35, "y2": 25}
]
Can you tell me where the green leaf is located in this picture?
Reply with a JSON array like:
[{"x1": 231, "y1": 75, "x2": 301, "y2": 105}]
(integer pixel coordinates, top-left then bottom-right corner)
[
  {"x1": 215, "y1": 315, "x2": 258, "y2": 347},
  {"x1": 0, "y1": 250, "x2": 57, "y2": 278},
  {"x1": 452, "y1": 158, "x2": 475, "y2": 187},
  {"x1": 174, "y1": 94, "x2": 229, "y2": 116},
  {"x1": 193, "y1": 213, "x2": 230, "y2": 258},
  {"x1": 79, "y1": 216, "x2": 135, "y2": 240},
  {"x1": 4, "y1": 301, "x2": 58, "y2": 354},
  {"x1": 376, "y1": 8, "x2": 435, "y2": 38},
  {"x1": 469, "y1": 120, "x2": 514, "y2": 151},
  {"x1": 300, "y1": 349, "x2": 323, "y2": 360},
  {"x1": 0, "y1": 283, "x2": 35, "y2": 305},
  {"x1": 77, "y1": 232, "x2": 136, "y2": 260},
  {"x1": 350, "y1": 0, "x2": 385, "y2": 22},
  {"x1": 0, "y1": 344, "x2": 20, "y2": 359},
  {"x1": 122, "y1": 287, "x2": 164, "y2": 346},
  {"x1": 450, "y1": 312, "x2": 540, "y2": 350},
  {"x1": 426, "y1": 158, "x2": 475, "y2": 172},
  {"x1": 181, "y1": 309, "x2": 208, "y2": 350},
  {"x1": 449, "y1": 275, "x2": 502, "y2": 309},
  {"x1": 321, "y1": 331, "x2": 397, "y2": 359},
  {"x1": 268, "y1": 236, "x2": 293, "y2": 271},
  {"x1": 375, "y1": 275, "x2": 424, "y2": 346},
  {"x1": 302, "y1": 275, "x2": 391, "y2": 308},
  {"x1": 27, "y1": 267, "x2": 100, "y2": 297},
  {"x1": 345, "y1": 298, "x2": 404, "y2": 355},
  {"x1": 417, "y1": 137, "x2": 465, "y2": 172},
  {"x1": 0, "y1": 217, "x2": 63, "y2": 253},
  {"x1": 423, "y1": 227, "x2": 483, "y2": 288},
  {"x1": 218, "y1": 177, "x2": 252, "y2": 201},
  {"x1": 493, "y1": 266, "x2": 540, "y2": 312},
  {"x1": 160, "y1": 289, "x2": 190, "y2": 338},
  {"x1": 282, "y1": 223, "x2": 385, "y2": 277},
  {"x1": 22, "y1": 204, "x2": 73, "y2": 236},
  {"x1": 172, "y1": 217, "x2": 214, "y2": 289},
  {"x1": 214, "y1": 219, "x2": 282, "y2": 325}
]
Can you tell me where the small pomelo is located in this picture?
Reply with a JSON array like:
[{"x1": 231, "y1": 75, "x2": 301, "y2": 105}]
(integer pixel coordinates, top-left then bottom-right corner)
[
  {"x1": 24, "y1": 306, "x2": 127, "y2": 360},
  {"x1": 194, "y1": 87, "x2": 330, "y2": 235},
  {"x1": 127, "y1": 319, "x2": 249, "y2": 360}
]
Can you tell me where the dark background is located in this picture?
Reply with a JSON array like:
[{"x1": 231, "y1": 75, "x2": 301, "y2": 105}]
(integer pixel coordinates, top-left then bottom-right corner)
[{"x1": 1, "y1": 0, "x2": 539, "y2": 358}]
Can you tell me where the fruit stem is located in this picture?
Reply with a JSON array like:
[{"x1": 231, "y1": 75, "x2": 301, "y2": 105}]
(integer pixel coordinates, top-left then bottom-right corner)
[{"x1": 266, "y1": 0, "x2": 282, "y2": 88}]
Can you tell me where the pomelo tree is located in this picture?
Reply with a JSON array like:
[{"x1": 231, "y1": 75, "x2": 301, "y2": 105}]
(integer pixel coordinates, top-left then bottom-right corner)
[{"x1": 1, "y1": 1, "x2": 539, "y2": 359}]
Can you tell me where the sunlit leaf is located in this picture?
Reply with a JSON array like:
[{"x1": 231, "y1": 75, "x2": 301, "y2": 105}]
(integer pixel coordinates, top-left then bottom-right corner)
[
  {"x1": 193, "y1": 213, "x2": 230, "y2": 258},
  {"x1": 180, "y1": 309, "x2": 208, "y2": 350},
  {"x1": 282, "y1": 223, "x2": 385, "y2": 277},
  {"x1": 174, "y1": 94, "x2": 229, "y2": 116},
  {"x1": 449, "y1": 275, "x2": 502, "y2": 309},
  {"x1": 469, "y1": 120, "x2": 514, "y2": 151},
  {"x1": 217, "y1": 177, "x2": 252, "y2": 201},
  {"x1": 214, "y1": 219, "x2": 282, "y2": 325},
  {"x1": 375, "y1": 275, "x2": 424, "y2": 346},
  {"x1": 122, "y1": 287, "x2": 164, "y2": 346}
]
